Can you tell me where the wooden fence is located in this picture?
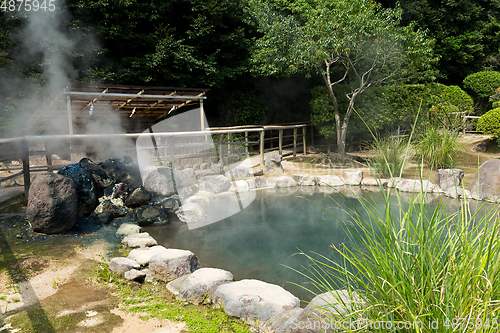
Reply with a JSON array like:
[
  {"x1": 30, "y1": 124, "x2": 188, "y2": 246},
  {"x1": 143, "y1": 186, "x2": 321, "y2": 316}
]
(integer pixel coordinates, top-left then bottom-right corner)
[{"x1": 0, "y1": 123, "x2": 311, "y2": 197}]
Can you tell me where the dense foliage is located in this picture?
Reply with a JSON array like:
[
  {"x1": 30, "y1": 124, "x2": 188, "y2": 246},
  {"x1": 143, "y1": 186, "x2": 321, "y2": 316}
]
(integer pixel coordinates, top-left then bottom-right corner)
[
  {"x1": 477, "y1": 107, "x2": 500, "y2": 140},
  {"x1": 398, "y1": 0, "x2": 500, "y2": 84}
]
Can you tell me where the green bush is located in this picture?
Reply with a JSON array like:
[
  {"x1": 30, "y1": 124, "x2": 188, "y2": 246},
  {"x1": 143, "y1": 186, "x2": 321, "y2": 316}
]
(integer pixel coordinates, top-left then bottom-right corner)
[
  {"x1": 463, "y1": 71, "x2": 500, "y2": 99},
  {"x1": 477, "y1": 107, "x2": 500, "y2": 138},
  {"x1": 414, "y1": 126, "x2": 462, "y2": 169}
]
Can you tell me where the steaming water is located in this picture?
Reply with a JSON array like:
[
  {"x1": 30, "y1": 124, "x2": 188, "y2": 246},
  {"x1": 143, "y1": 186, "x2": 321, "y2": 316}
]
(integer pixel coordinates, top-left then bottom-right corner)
[{"x1": 144, "y1": 186, "x2": 491, "y2": 302}]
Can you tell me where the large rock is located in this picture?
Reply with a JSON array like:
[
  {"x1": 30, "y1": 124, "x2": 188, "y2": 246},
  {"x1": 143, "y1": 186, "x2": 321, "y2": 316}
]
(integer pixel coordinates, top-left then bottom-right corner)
[
  {"x1": 124, "y1": 186, "x2": 152, "y2": 208},
  {"x1": 151, "y1": 196, "x2": 180, "y2": 212},
  {"x1": 468, "y1": 159, "x2": 500, "y2": 200},
  {"x1": 263, "y1": 155, "x2": 284, "y2": 175},
  {"x1": 293, "y1": 174, "x2": 316, "y2": 186},
  {"x1": 175, "y1": 203, "x2": 206, "y2": 223},
  {"x1": 127, "y1": 245, "x2": 170, "y2": 266},
  {"x1": 361, "y1": 178, "x2": 388, "y2": 187},
  {"x1": 109, "y1": 257, "x2": 140, "y2": 274},
  {"x1": 26, "y1": 173, "x2": 78, "y2": 234},
  {"x1": 149, "y1": 249, "x2": 200, "y2": 282},
  {"x1": 135, "y1": 206, "x2": 168, "y2": 226},
  {"x1": 230, "y1": 180, "x2": 251, "y2": 193},
  {"x1": 99, "y1": 156, "x2": 142, "y2": 189},
  {"x1": 274, "y1": 176, "x2": 298, "y2": 188},
  {"x1": 396, "y1": 179, "x2": 438, "y2": 193},
  {"x1": 199, "y1": 175, "x2": 230, "y2": 194},
  {"x1": 247, "y1": 176, "x2": 272, "y2": 189},
  {"x1": 342, "y1": 170, "x2": 363, "y2": 186},
  {"x1": 142, "y1": 167, "x2": 176, "y2": 197},
  {"x1": 173, "y1": 169, "x2": 197, "y2": 188},
  {"x1": 226, "y1": 166, "x2": 251, "y2": 179},
  {"x1": 213, "y1": 279, "x2": 300, "y2": 324},
  {"x1": 57, "y1": 163, "x2": 96, "y2": 216},
  {"x1": 121, "y1": 232, "x2": 158, "y2": 248},
  {"x1": 277, "y1": 290, "x2": 366, "y2": 333},
  {"x1": 115, "y1": 223, "x2": 142, "y2": 239},
  {"x1": 94, "y1": 198, "x2": 131, "y2": 218},
  {"x1": 435, "y1": 169, "x2": 464, "y2": 192},
  {"x1": 315, "y1": 175, "x2": 344, "y2": 187},
  {"x1": 177, "y1": 268, "x2": 234, "y2": 305},
  {"x1": 184, "y1": 195, "x2": 211, "y2": 210}
]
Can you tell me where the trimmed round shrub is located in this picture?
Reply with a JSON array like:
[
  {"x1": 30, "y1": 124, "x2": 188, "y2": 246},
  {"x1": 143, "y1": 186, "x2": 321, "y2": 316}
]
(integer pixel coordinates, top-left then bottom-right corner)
[
  {"x1": 463, "y1": 71, "x2": 500, "y2": 98},
  {"x1": 477, "y1": 108, "x2": 500, "y2": 138}
]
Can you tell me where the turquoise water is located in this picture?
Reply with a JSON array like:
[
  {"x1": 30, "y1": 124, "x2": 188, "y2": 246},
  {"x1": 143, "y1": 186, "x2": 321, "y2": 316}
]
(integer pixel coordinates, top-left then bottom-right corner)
[{"x1": 144, "y1": 186, "x2": 490, "y2": 302}]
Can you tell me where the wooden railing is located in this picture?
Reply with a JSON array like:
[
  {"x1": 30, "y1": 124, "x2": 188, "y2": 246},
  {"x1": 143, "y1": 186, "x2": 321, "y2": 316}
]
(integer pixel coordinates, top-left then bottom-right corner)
[{"x1": 0, "y1": 123, "x2": 312, "y2": 197}]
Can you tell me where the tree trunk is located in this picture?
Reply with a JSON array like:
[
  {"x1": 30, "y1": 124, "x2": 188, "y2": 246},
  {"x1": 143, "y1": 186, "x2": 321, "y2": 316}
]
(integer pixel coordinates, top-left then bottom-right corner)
[
  {"x1": 321, "y1": 74, "x2": 342, "y2": 155},
  {"x1": 338, "y1": 93, "x2": 359, "y2": 158}
]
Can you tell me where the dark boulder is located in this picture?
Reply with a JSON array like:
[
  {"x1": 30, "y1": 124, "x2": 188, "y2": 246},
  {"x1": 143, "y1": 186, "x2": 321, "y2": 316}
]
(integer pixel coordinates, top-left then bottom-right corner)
[
  {"x1": 151, "y1": 196, "x2": 180, "y2": 212},
  {"x1": 135, "y1": 206, "x2": 168, "y2": 226},
  {"x1": 26, "y1": 173, "x2": 78, "y2": 234},
  {"x1": 125, "y1": 186, "x2": 152, "y2": 208},
  {"x1": 94, "y1": 199, "x2": 132, "y2": 218},
  {"x1": 95, "y1": 211, "x2": 115, "y2": 224},
  {"x1": 79, "y1": 157, "x2": 116, "y2": 188},
  {"x1": 99, "y1": 156, "x2": 142, "y2": 189},
  {"x1": 58, "y1": 163, "x2": 97, "y2": 216}
]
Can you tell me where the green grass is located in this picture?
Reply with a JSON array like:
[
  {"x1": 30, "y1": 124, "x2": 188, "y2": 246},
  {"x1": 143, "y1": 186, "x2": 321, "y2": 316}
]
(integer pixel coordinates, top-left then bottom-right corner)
[{"x1": 92, "y1": 264, "x2": 251, "y2": 333}]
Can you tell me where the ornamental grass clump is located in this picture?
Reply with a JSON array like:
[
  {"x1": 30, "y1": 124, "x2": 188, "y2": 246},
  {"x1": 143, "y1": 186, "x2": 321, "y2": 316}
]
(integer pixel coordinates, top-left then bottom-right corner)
[
  {"x1": 298, "y1": 188, "x2": 500, "y2": 333},
  {"x1": 414, "y1": 126, "x2": 462, "y2": 169},
  {"x1": 368, "y1": 136, "x2": 411, "y2": 178}
]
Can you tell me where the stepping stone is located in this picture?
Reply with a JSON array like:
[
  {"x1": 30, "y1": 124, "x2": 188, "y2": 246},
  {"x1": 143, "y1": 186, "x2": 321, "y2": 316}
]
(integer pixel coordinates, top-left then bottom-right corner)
[
  {"x1": 115, "y1": 223, "x2": 142, "y2": 239},
  {"x1": 277, "y1": 290, "x2": 366, "y2": 333},
  {"x1": 127, "y1": 245, "x2": 169, "y2": 266},
  {"x1": 177, "y1": 268, "x2": 234, "y2": 305},
  {"x1": 109, "y1": 257, "x2": 140, "y2": 274},
  {"x1": 121, "y1": 232, "x2": 157, "y2": 248},
  {"x1": 213, "y1": 279, "x2": 300, "y2": 324},
  {"x1": 149, "y1": 249, "x2": 200, "y2": 282}
]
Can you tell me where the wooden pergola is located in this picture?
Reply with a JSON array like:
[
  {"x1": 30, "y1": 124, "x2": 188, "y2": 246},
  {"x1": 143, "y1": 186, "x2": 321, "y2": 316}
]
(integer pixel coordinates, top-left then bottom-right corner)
[{"x1": 27, "y1": 83, "x2": 209, "y2": 135}]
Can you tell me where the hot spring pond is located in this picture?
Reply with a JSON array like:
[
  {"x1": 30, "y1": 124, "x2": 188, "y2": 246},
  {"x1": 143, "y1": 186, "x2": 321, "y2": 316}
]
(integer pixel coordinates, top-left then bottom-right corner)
[{"x1": 144, "y1": 186, "x2": 490, "y2": 302}]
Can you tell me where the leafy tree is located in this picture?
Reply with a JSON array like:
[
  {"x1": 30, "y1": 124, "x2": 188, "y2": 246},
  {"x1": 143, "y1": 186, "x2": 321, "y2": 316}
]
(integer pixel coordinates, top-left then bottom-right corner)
[
  {"x1": 429, "y1": 85, "x2": 474, "y2": 129},
  {"x1": 249, "y1": 0, "x2": 436, "y2": 156},
  {"x1": 398, "y1": 0, "x2": 500, "y2": 83},
  {"x1": 68, "y1": 0, "x2": 256, "y2": 87}
]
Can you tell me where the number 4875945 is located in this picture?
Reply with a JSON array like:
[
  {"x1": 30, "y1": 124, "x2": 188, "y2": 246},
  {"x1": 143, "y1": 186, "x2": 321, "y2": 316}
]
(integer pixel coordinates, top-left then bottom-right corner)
[{"x1": 1, "y1": 0, "x2": 56, "y2": 12}]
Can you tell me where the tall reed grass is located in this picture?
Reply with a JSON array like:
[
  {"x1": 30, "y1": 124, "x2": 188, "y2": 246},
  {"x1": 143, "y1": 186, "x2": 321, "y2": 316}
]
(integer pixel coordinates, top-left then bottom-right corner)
[
  {"x1": 368, "y1": 136, "x2": 411, "y2": 178},
  {"x1": 298, "y1": 190, "x2": 500, "y2": 332},
  {"x1": 414, "y1": 126, "x2": 462, "y2": 169}
]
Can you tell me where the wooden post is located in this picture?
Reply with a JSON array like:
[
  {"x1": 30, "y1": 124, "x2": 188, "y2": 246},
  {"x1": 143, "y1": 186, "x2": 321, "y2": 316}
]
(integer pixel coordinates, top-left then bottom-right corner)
[
  {"x1": 260, "y1": 130, "x2": 265, "y2": 167},
  {"x1": 279, "y1": 129, "x2": 283, "y2": 156},
  {"x1": 270, "y1": 130, "x2": 274, "y2": 149},
  {"x1": 219, "y1": 134, "x2": 224, "y2": 167},
  {"x1": 302, "y1": 127, "x2": 307, "y2": 156},
  {"x1": 310, "y1": 124, "x2": 314, "y2": 147},
  {"x1": 21, "y1": 138, "x2": 30, "y2": 197},
  {"x1": 245, "y1": 131, "x2": 249, "y2": 154},
  {"x1": 169, "y1": 136, "x2": 175, "y2": 168},
  {"x1": 293, "y1": 128, "x2": 297, "y2": 157},
  {"x1": 228, "y1": 133, "x2": 232, "y2": 160},
  {"x1": 45, "y1": 141, "x2": 53, "y2": 171}
]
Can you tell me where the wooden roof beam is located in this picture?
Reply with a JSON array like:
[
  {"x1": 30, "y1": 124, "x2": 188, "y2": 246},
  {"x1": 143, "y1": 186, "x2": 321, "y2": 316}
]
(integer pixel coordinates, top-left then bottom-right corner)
[{"x1": 81, "y1": 88, "x2": 108, "y2": 111}]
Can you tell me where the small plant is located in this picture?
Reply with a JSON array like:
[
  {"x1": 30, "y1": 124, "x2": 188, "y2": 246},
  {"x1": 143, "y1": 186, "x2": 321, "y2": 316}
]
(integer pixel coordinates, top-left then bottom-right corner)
[
  {"x1": 368, "y1": 135, "x2": 411, "y2": 178},
  {"x1": 414, "y1": 126, "x2": 461, "y2": 169}
]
